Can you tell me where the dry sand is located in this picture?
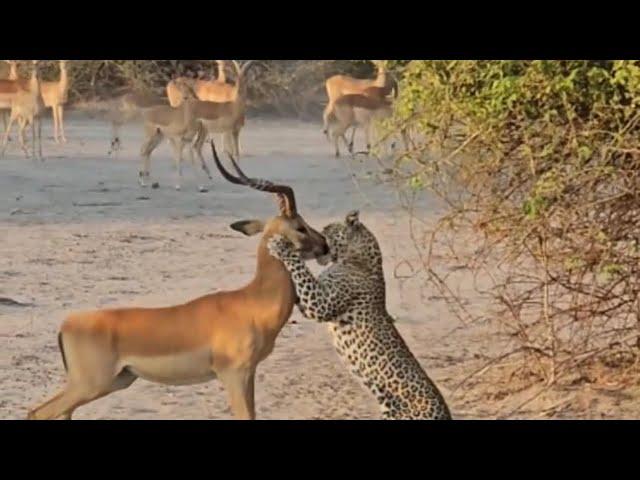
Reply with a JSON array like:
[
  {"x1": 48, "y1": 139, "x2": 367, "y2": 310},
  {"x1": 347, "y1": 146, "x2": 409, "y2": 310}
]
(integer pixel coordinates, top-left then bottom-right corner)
[{"x1": 1, "y1": 114, "x2": 638, "y2": 419}]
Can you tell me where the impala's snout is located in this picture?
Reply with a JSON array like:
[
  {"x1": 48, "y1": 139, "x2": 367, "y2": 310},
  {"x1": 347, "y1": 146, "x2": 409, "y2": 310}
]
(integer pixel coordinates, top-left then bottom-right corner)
[
  {"x1": 297, "y1": 228, "x2": 330, "y2": 261},
  {"x1": 316, "y1": 246, "x2": 332, "y2": 266},
  {"x1": 312, "y1": 230, "x2": 330, "y2": 258},
  {"x1": 321, "y1": 239, "x2": 330, "y2": 256}
]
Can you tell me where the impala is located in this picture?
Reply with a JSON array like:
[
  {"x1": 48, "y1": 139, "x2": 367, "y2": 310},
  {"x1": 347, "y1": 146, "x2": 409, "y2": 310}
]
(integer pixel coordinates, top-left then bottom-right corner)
[
  {"x1": 0, "y1": 60, "x2": 44, "y2": 159},
  {"x1": 166, "y1": 60, "x2": 234, "y2": 106},
  {"x1": 99, "y1": 88, "x2": 168, "y2": 155},
  {"x1": 167, "y1": 60, "x2": 242, "y2": 154},
  {"x1": 322, "y1": 60, "x2": 397, "y2": 140},
  {"x1": 138, "y1": 80, "x2": 212, "y2": 191},
  {"x1": 328, "y1": 86, "x2": 394, "y2": 157},
  {"x1": 1, "y1": 60, "x2": 19, "y2": 134},
  {"x1": 27, "y1": 141, "x2": 329, "y2": 420},
  {"x1": 40, "y1": 60, "x2": 70, "y2": 144},
  {"x1": 190, "y1": 60, "x2": 252, "y2": 161}
]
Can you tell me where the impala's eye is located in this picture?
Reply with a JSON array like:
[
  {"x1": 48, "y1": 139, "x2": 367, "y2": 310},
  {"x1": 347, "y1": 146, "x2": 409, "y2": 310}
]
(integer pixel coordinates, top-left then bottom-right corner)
[{"x1": 296, "y1": 226, "x2": 306, "y2": 234}]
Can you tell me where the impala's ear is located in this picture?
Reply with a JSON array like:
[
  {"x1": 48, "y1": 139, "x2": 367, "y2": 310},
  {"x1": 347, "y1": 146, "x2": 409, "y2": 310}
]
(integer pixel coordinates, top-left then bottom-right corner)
[{"x1": 230, "y1": 220, "x2": 265, "y2": 237}]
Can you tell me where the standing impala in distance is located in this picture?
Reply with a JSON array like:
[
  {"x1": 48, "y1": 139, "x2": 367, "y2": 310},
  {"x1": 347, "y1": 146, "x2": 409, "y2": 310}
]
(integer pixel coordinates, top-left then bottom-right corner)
[
  {"x1": 138, "y1": 79, "x2": 212, "y2": 191},
  {"x1": 191, "y1": 60, "x2": 253, "y2": 161},
  {"x1": 27, "y1": 141, "x2": 329, "y2": 420},
  {"x1": 322, "y1": 60, "x2": 397, "y2": 142},
  {"x1": 0, "y1": 61, "x2": 44, "y2": 160},
  {"x1": 328, "y1": 85, "x2": 409, "y2": 157},
  {"x1": 40, "y1": 60, "x2": 70, "y2": 144},
  {"x1": 166, "y1": 61, "x2": 234, "y2": 106},
  {"x1": 105, "y1": 88, "x2": 168, "y2": 155},
  {"x1": 167, "y1": 60, "x2": 242, "y2": 154},
  {"x1": 1, "y1": 60, "x2": 19, "y2": 135}
]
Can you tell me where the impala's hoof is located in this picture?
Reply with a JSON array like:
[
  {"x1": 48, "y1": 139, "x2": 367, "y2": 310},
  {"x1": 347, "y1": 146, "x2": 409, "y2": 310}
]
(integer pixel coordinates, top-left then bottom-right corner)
[{"x1": 151, "y1": 182, "x2": 159, "y2": 189}]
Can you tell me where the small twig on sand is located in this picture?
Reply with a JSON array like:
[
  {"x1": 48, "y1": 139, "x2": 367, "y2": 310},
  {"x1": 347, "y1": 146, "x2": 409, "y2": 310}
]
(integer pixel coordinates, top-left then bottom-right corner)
[
  {"x1": 0, "y1": 297, "x2": 33, "y2": 307},
  {"x1": 72, "y1": 202, "x2": 123, "y2": 207},
  {"x1": 451, "y1": 348, "x2": 525, "y2": 393},
  {"x1": 499, "y1": 384, "x2": 554, "y2": 419}
]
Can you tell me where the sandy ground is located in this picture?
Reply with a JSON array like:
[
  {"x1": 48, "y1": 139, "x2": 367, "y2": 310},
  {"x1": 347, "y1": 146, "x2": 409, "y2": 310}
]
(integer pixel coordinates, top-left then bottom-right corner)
[{"x1": 1, "y1": 114, "x2": 638, "y2": 420}]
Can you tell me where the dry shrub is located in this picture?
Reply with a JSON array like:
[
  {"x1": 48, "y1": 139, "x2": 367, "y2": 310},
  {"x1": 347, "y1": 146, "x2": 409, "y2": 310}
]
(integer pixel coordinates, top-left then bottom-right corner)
[{"x1": 384, "y1": 60, "x2": 640, "y2": 400}]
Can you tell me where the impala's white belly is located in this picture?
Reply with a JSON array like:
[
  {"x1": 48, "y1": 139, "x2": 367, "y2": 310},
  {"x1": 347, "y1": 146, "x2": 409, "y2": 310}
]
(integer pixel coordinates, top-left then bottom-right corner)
[
  {"x1": 122, "y1": 348, "x2": 216, "y2": 386},
  {"x1": 202, "y1": 118, "x2": 235, "y2": 133},
  {"x1": 0, "y1": 95, "x2": 16, "y2": 110}
]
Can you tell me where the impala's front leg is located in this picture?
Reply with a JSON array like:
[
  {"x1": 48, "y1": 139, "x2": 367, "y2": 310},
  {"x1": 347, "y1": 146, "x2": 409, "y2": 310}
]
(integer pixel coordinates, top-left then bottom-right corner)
[
  {"x1": 348, "y1": 125, "x2": 357, "y2": 154},
  {"x1": 267, "y1": 235, "x2": 350, "y2": 322},
  {"x1": 58, "y1": 106, "x2": 67, "y2": 144},
  {"x1": 168, "y1": 137, "x2": 184, "y2": 190},
  {"x1": 193, "y1": 147, "x2": 213, "y2": 192},
  {"x1": 0, "y1": 114, "x2": 16, "y2": 157},
  {"x1": 218, "y1": 368, "x2": 256, "y2": 420},
  {"x1": 139, "y1": 127, "x2": 162, "y2": 187}
]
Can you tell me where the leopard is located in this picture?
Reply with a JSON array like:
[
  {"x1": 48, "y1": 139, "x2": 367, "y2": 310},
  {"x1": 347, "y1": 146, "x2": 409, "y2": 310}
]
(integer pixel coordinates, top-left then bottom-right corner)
[{"x1": 267, "y1": 210, "x2": 451, "y2": 420}]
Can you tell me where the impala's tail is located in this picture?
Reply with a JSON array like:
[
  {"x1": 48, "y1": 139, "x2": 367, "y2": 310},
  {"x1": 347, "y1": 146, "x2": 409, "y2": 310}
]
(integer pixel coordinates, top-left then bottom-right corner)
[{"x1": 58, "y1": 331, "x2": 68, "y2": 372}]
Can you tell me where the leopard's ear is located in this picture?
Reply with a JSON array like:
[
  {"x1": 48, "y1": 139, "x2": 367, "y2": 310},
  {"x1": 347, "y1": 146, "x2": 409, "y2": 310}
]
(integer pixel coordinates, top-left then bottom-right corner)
[{"x1": 345, "y1": 210, "x2": 360, "y2": 227}]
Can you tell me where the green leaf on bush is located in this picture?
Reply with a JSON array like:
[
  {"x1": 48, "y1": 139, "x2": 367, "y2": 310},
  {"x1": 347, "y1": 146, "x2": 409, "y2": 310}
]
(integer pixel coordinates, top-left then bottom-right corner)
[{"x1": 408, "y1": 175, "x2": 424, "y2": 191}]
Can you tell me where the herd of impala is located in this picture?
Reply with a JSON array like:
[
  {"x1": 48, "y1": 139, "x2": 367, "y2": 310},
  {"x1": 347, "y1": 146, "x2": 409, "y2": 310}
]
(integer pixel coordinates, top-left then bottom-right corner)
[
  {"x1": 1, "y1": 60, "x2": 401, "y2": 187},
  {"x1": 1, "y1": 60, "x2": 407, "y2": 419},
  {"x1": 0, "y1": 60, "x2": 69, "y2": 159}
]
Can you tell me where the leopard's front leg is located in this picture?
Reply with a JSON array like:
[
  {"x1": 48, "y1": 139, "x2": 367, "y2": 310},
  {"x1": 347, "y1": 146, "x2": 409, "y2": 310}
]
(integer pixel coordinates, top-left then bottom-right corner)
[{"x1": 267, "y1": 234, "x2": 351, "y2": 322}]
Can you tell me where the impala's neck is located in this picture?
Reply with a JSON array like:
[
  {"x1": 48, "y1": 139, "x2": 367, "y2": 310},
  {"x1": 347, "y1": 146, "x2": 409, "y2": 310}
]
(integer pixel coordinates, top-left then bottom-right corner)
[
  {"x1": 8, "y1": 62, "x2": 18, "y2": 80},
  {"x1": 374, "y1": 64, "x2": 386, "y2": 88},
  {"x1": 216, "y1": 61, "x2": 226, "y2": 84},
  {"x1": 232, "y1": 77, "x2": 243, "y2": 103},
  {"x1": 59, "y1": 62, "x2": 69, "y2": 92},
  {"x1": 248, "y1": 235, "x2": 296, "y2": 332},
  {"x1": 182, "y1": 98, "x2": 197, "y2": 124},
  {"x1": 29, "y1": 66, "x2": 40, "y2": 96}
]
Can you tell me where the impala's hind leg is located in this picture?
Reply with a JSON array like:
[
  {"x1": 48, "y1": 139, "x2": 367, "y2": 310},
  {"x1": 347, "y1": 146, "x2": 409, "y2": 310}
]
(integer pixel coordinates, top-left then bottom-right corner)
[
  {"x1": 188, "y1": 143, "x2": 197, "y2": 166},
  {"x1": 168, "y1": 137, "x2": 185, "y2": 191},
  {"x1": 36, "y1": 115, "x2": 43, "y2": 160},
  {"x1": 330, "y1": 119, "x2": 349, "y2": 158},
  {"x1": 58, "y1": 106, "x2": 67, "y2": 144},
  {"x1": 52, "y1": 105, "x2": 60, "y2": 144},
  {"x1": 190, "y1": 136, "x2": 213, "y2": 191},
  {"x1": 109, "y1": 122, "x2": 122, "y2": 155},
  {"x1": 28, "y1": 369, "x2": 137, "y2": 420},
  {"x1": 27, "y1": 334, "x2": 137, "y2": 420},
  {"x1": 322, "y1": 101, "x2": 334, "y2": 138},
  {"x1": 1, "y1": 112, "x2": 7, "y2": 140},
  {"x1": 221, "y1": 132, "x2": 229, "y2": 156},
  {"x1": 15, "y1": 117, "x2": 29, "y2": 158},
  {"x1": 139, "y1": 127, "x2": 163, "y2": 187},
  {"x1": 0, "y1": 114, "x2": 16, "y2": 157},
  {"x1": 348, "y1": 126, "x2": 357, "y2": 153},
  {"x1": 231, "y1": 128, "x2": 241, "y2": 159}
]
